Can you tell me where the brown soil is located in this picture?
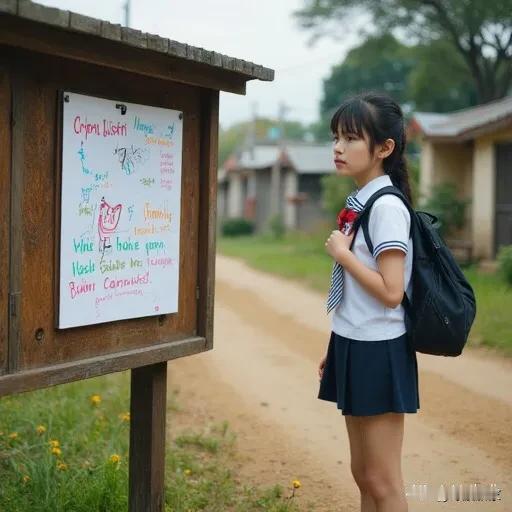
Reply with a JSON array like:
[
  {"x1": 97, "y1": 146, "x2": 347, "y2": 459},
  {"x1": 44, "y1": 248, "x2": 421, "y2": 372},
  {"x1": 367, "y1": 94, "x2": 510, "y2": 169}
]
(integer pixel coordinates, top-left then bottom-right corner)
[{"x1": 167, "y1": 255, "x2": 512, "y2": 511}]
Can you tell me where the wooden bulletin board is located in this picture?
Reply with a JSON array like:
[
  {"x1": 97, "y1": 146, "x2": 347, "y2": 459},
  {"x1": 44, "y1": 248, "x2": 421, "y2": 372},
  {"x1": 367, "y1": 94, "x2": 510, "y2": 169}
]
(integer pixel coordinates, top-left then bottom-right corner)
[{"x1": 0, "y1": 47, "x2": 217, "y2": 397}]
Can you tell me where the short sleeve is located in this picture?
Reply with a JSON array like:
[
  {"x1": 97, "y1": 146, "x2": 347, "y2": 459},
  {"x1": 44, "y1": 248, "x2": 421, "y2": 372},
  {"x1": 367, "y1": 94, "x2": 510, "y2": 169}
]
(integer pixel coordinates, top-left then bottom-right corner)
[{"x1": 368, "y1": 202, "x2": 410, "y2": 259}]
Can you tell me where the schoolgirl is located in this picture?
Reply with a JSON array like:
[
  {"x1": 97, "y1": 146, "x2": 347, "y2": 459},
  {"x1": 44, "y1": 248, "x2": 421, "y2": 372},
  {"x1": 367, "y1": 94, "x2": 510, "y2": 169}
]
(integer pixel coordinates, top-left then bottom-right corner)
[{"x1": 318, "y1": 91, "x2": 419, "y2": 512}]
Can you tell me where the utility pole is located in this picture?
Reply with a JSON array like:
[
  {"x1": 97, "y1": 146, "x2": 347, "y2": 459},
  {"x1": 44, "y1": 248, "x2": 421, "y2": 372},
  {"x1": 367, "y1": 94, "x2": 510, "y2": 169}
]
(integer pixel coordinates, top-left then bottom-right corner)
[
  {"x1": 123, "y1": 0, "x2": 130, "y2": 27},
  {"x1": 248, "y1": 101, "x2": 257, "y2": 159},
  {"x1": 277, "y1": 101, "x2": 290, "y2": 149},
  {"x1": 270, "y1": 101, "x2": 290, "y2": 218}
]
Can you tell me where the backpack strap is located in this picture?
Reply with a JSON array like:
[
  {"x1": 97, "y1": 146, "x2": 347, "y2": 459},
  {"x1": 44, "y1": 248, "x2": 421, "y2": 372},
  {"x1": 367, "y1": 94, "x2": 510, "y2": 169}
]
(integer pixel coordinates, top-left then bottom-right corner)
[
  {"x1": 352, "y1": 185, "x2": 415, "y2": 316},
  {"x1": 352, "y1": 185, "x2": 413, "y2": 255}
]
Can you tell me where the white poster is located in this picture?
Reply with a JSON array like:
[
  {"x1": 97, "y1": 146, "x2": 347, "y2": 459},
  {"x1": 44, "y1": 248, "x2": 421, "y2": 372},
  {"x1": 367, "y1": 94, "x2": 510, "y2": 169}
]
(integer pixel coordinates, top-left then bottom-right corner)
[{"x1": 58, "y1": 92, "x2": 182, "y2": 328}]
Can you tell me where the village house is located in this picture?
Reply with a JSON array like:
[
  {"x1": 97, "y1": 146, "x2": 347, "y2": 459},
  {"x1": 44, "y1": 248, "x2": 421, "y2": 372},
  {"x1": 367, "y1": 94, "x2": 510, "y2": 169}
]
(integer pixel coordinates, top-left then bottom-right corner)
[
  {"x1": 217, "y1": 141, "x2": 335, "y2": 233},
  {"x1": 410, "y1": 95, "x2": 512, "y2": 262}
]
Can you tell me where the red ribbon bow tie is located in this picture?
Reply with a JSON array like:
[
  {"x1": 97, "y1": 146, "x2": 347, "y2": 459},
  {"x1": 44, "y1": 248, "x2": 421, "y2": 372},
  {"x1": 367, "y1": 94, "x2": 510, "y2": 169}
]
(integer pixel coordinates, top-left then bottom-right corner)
[{"x1": 337, "y1": 208, "x2": 359, "y2": 235}]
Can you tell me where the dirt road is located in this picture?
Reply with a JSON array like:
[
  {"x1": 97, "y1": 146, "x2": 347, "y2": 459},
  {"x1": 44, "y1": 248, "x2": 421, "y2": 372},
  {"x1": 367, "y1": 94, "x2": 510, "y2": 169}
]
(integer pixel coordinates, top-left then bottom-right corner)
[{"x1": 167, "y1": 255, "x2": 511, "y2": 511}]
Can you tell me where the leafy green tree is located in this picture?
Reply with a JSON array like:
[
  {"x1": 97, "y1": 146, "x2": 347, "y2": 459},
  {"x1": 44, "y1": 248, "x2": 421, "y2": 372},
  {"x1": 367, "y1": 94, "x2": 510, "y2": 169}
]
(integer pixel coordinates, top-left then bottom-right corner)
[
  {"x1": 294, "y1": 0, "x2": 512, "y2": 104},
  {"x1": 408, "y1": 37, "x2": 478, "y2": 111},
  {"x1": 310, "y1": 34, "x2": 477, "y2": 142},
  {"x1": 321, "y1": 33, "x2": 414, "y2": 116},
  {"x1": 311, "y1": 33, "x2": 415, "y2": 140}
]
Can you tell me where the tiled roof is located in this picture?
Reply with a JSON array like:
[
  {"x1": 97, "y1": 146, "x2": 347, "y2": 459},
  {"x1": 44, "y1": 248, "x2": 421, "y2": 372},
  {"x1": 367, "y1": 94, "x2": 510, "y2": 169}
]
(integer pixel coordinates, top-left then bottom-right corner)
[
  {"x1": 413, "y1": 96, "x2": 512, "y2": 140},
  {"x1": 238, "y1": 145, "x2": 281, "y2": 169},
  {"x1": 285, "y1": 143, "x2": 334, "y2": 173},
  {"x1": 222, "y1": 142, "x2": 334, "y2": 174},
  {"x1": 1, "y1": 0, "x2": 274, "y2": 82}
]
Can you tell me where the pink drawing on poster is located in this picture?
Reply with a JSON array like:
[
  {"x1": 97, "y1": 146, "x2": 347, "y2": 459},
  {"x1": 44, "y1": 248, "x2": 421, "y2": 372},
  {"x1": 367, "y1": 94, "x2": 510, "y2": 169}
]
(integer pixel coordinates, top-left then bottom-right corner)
[{"x1": 98, "y1": 196, "x2": 122, "y2": 251}]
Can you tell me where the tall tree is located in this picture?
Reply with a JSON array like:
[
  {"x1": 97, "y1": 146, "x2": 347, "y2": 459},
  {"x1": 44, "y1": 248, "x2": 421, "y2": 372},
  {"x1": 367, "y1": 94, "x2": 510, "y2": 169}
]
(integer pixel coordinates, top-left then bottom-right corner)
[
  {"x1": 320, "y1": 34, "x2": 414, "y2": 117},
  {"x1": 310, "y1": 33, "x2": 476, "y2": 141},
  {"x1": 294, "y1": 0, "x2": 512, "y2": 103},
  {"x1": 408, "y1": 37, "x2": 478, "y2": 111},
  {"x1": 310, "y1": 33, "x2": 414, "y2": 140}
]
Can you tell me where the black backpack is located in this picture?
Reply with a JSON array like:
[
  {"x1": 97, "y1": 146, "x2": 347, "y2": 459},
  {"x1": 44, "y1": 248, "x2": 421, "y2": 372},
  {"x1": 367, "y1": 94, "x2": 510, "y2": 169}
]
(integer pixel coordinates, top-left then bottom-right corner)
[{"x1": 352, "y1": 185, "x2": 476, "y2": 356}]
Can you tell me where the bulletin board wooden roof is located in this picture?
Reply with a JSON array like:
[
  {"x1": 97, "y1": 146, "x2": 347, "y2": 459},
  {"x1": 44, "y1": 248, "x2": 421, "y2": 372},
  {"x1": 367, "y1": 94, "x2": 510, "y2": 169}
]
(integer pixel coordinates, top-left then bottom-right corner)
[{"x1": 0, "y1": 0, "x2": 274, "y2": 94}]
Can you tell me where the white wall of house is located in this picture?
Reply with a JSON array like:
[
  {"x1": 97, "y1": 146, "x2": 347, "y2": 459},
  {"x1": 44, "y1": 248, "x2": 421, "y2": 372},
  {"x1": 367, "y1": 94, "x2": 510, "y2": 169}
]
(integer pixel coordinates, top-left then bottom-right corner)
[
  {"x1": 471, "y1": 127, "x2": 512, "y2": 260},
  {"x1": 419, "y1": 139, "x2": 435, "y2": 203},
  {"x1": 227, "y1": 172, "x2": 243, "y2": 218},
  {"x1": 472, "y1": 138, "x2": 495, "y2": 260}
]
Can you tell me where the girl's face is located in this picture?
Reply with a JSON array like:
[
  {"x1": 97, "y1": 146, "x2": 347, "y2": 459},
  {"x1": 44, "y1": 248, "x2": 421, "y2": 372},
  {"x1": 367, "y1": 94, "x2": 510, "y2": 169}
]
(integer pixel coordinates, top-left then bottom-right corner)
[
  {"x1": 332, "y1": 125, "x2": 394, "y2": 181},
  {"x1": 332, "y1": 127, "x2": 376, "y2": 178}
]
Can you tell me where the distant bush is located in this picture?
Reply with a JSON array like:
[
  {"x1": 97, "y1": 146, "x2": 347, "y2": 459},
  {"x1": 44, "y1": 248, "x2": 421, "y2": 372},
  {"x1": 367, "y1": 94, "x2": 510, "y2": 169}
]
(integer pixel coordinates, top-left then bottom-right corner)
[
  {"x1": 421, "y1": 182, "x2": 470, "y2": 238},
  {"x1": 320, "y1": 174, "x2": 353, "y2": 217},
  {"x1": 497, "y1": 245, "x2": 512, "y2": 287},
  {"x1": 221, "y1": 218, "x2": 254, "y2": 237},
  {"x1": 268, "y1": 214, "x2": 285, "y2": 239}
]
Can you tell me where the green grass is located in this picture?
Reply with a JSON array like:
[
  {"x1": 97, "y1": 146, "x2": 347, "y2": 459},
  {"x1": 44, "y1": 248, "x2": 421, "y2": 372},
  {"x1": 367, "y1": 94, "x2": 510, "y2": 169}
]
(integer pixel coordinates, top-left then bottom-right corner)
[
  {"x1": 0, "y1": 373, "x2": 303, "y2": 512},
  {"x1": 218, "y1": 232, "x2": 512, "y2": 355},
  {"x1": 0, "y1": 372, "x2": 131, "y2": 512},
  {"x1": 462, "y1": 266, "x2": 512, "y2": 354},
  {"x1": 218, "y1": 231, "x2": 333, "y2": 293}
]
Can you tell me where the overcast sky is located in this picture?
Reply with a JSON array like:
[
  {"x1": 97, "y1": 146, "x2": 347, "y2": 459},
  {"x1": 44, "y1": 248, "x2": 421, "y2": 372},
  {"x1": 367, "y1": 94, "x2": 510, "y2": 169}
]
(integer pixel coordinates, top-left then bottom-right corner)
[{"x1": 37, "y1": 0, "x2": 365, "y2": 130}]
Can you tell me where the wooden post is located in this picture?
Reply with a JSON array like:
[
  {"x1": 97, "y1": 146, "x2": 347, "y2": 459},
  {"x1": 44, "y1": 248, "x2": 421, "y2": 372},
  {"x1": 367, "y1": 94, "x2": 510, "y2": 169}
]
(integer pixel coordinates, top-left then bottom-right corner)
[{"x1": 129, "y1": 362, "x2": 168, "y2": 512}]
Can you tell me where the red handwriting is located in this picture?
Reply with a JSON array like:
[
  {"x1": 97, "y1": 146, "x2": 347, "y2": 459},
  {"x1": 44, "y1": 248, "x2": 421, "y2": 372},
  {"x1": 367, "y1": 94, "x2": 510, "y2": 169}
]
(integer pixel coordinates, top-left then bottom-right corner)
[{"x1": 73, "y1": 116, "x2": 127, "y2": 139}]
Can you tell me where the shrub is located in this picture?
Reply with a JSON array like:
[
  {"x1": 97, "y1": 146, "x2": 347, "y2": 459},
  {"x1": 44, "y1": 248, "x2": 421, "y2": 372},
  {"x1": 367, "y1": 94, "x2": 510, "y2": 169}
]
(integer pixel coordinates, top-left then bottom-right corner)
[
  {"x1": 497, "y1": 244, "x2": 512, "y2": 287},
  {"x1": 221, "y1": 218, "x2": 254, "y2": 237},
  {"x1": 320, "y1": 174, "x2": 353, "y2": 217},
  {"x1": 407, "y1": 155, "x2": 421, "y2": 206},
  {"x1": 268, "y1": 214, "x2": 285, "y2": 239},
  {"x1": 421, "y1": 182, "x2": 470, "y2": 238}
]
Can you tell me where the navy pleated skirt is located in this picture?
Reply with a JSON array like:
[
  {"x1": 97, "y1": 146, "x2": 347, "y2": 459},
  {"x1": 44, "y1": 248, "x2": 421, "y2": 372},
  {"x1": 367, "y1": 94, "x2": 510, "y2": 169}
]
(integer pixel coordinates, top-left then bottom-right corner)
[{"x1": 318, "y1": 331, "x2": 420, "y2": 416}]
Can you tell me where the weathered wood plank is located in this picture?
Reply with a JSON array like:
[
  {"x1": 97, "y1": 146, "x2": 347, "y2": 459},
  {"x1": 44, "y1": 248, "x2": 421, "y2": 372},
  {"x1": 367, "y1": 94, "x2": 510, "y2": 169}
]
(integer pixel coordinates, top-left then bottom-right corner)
[
  {"x1": 0, "y1": 335, "x2": 205, "y2": 397},
  {"x1": 8, "y1": 66, "x2": 23, "y2": 374},
  {"x1": 0, "y1": 63, "x2": 11, "y2": 376},
  {"x1": 0, "y1": 16, "x2": 248, "y2": 95},
  {"x1": 129, "y1": 362, "x2": 167, "y2": 512},
  {"x1": 2, "y1": 3, "x2": 274, "y2": 81},
  {"x1": 197, "y1": 89, "x2": 219, "y2": 350}
]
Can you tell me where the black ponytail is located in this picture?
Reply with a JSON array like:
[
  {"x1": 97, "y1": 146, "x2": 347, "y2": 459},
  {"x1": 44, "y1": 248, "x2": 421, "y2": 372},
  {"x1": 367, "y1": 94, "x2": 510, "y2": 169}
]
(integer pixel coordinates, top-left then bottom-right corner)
[
  {"x1": 383, "y1": 128, "x2": 413, "y2": 206},
  {"x1": 330, "y1": 91, "x2": 414, "y2": 207}
]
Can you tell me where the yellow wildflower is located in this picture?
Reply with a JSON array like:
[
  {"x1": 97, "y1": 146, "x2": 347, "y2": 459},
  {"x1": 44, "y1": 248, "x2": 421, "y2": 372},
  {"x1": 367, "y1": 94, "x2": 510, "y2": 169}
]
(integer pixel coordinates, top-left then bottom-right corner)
[
  {"x1": 36, "y1": 425, "x2": 46, "y2": 435},
  {"x1": 292, "y1": 479, "x2": 302, "y2": 489},
  {"x1": 90, "y1": 394, "x2": 102, "y2": 406},
  {"x1": 184, "y1": 468, "x2": 192, "y2": 476},
  {"x1": 49, "y1": 439, "x2": 60, "y2": 448},
  {"x1": 109, "y1": 454, "x2": 121, "y2": 464},
  {"x1": 119, "y1": 412, "x2": 130, "y2": 422},
  {"x1": 8, "y1": 432, "x2": 18, "y2": 441},
  {"x1": 22, "y1": 475, "x2": 30, "y2": 484},
  {"x1": 56, "y1": 462, "x2": 68, "y2": 471},
  {"x1": 51, "y1": 447, "x2": 62, "y2": 457}
]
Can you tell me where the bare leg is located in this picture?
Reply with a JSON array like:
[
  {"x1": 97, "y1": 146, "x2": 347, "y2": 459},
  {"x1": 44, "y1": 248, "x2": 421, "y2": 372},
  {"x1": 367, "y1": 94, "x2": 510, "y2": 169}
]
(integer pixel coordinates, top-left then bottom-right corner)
[
  {"x1": 345, "y1": 415, "x2": 377, "y2": 512},
  {"x1": 358, "y1": 412, "x2": 408, "y2": 512}
]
